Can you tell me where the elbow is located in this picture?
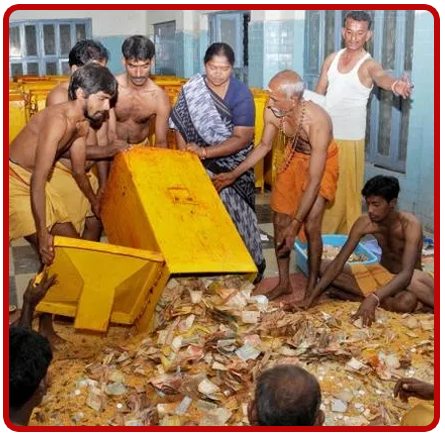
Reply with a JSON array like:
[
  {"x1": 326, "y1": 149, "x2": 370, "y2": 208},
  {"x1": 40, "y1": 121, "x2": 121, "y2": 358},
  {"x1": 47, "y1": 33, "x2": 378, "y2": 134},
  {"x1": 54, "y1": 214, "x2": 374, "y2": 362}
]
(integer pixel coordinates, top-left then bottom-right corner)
[
  {"x1": 308, "y1": 180, "x2": 321, "y2": 194},
  {"x1": 71, "y1": 169, "x2": 85, "y2": 181}
]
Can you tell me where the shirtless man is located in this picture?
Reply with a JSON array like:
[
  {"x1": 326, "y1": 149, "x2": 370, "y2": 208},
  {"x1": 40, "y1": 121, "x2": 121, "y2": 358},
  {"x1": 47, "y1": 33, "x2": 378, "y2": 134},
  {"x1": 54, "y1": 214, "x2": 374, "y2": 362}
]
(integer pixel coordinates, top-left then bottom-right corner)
[
  {"x1": 46, "y1": 40, "x2": 127, "y2": 241},
  {"x1": 46, "y1": 39, "x2": 109, "y2": 105},
  {"x1": 294, "y1": 175, "x2": 434, "y2": 326},
  {"x1": 110, "y1": 35, "x2": 171, "y2": 147},
  {"x1": 9, "y1": 64, "x2": 117, "y2": 343},
  {"x1": 213, "y1": 70, "x2": 339, "y2": 300}
]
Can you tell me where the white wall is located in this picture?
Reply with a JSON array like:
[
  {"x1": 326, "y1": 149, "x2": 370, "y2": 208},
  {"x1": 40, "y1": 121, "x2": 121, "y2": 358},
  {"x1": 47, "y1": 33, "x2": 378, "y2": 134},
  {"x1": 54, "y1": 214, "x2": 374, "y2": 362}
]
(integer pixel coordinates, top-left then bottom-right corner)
[{"x1": 9, "y1": 10, "x2": 147, "y2": 37}]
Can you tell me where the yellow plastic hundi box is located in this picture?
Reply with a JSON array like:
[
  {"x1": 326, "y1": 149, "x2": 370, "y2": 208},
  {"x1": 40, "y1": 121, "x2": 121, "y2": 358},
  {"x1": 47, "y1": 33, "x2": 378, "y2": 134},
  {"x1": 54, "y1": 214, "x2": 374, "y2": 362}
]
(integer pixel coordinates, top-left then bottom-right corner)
[
  {"x1": 101, "y1": 147, "x2": 257, "y2": 330},
  {"x1": 36, "y1": 236, "x2": 165, "y2": 333}
]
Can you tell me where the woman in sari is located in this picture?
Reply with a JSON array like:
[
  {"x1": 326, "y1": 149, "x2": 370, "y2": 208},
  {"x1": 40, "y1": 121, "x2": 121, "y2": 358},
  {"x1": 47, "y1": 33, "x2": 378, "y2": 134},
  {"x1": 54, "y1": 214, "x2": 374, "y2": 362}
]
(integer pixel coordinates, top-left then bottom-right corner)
[{"x1": 169, "y1": 42, "x2": 266, "y2": 282}]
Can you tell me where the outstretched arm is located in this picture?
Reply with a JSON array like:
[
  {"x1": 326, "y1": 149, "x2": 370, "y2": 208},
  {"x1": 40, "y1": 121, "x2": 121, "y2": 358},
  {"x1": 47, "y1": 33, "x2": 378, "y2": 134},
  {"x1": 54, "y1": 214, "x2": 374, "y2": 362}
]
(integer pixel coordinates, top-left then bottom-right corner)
[
  {"x1": 300, "y1": 219, "x2": 366, "y2": 308},
  {"x1": 212, "y1": 108, "x2": 277, "y2": 191},
  {"x1": 394, "y1": 378, "x2": 434, "y2": 402},
  {"x1": 368, "y1": 60, "x2": 413, "y2": 99}
]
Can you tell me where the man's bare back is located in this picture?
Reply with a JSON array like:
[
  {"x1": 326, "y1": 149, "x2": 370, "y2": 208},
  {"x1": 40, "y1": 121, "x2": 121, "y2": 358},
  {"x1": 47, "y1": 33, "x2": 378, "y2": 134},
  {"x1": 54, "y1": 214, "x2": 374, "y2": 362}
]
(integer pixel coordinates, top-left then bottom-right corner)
[{"x1": 113, "y1": 74, "x2": 170, "y2": 144}]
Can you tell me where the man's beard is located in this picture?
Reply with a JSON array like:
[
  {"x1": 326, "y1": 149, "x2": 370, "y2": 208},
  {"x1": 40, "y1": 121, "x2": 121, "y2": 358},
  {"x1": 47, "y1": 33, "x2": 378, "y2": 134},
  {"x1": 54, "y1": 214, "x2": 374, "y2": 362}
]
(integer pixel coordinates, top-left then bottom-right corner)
[{"x1": 83, "y1": 106, "x2": 106, "y2": 129}]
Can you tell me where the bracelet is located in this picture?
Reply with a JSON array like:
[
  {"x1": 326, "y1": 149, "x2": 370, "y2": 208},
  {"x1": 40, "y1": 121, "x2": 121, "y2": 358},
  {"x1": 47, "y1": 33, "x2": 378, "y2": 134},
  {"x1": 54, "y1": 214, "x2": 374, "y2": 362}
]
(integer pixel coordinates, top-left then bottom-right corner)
[
  {"x1": 391, "y1": 80, "x2": 400, "y2": 95},
  {"x1": 200, "y1": 147, "x2": 207, "y2": 160},
  {"x1": 292, "y1": 216, "x2": 303, "y2": 224},
  {"x1": 370, "y1": 293, "x2": 380, "y2": 307}
]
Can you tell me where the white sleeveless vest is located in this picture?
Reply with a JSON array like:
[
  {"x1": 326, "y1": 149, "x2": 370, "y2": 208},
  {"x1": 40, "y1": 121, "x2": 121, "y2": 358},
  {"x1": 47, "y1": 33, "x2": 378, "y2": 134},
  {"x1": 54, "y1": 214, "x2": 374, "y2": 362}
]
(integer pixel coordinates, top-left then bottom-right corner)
[{"x1": 325, "y1": 48, "x2": 373, "y2": 140}]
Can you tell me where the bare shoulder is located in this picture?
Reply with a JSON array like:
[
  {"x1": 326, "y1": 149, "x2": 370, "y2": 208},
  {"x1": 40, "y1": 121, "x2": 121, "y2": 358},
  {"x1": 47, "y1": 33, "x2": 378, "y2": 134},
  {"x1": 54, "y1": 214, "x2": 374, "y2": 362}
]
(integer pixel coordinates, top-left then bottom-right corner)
[
  {"x1": 148, "y1": 81, "x2": 171, "y2": 110},
  {"x1": 115, "y1": 74, "x2": 132, "y2": 93},
  {"x1": 323, "y1": 51, "x2": 338, "y2": 68},
  {"x1": 47, "y1": 82, "x2": 69, "y2": 105},
  {"x1": 400, "y1": 211, "x2": 423, "y2": 233},
  {"x1": 115, "y1": 73, "x2": 127, "y2": 85},
  {"x1": 362, "y1": 57, "x2": 381, "y2": 72},
  {"x1": 353, "y1": 214, "x2": 374, "y2": 235},
  {"x1": 305, "y1": 100, "x2": 332, "y2": 130},
  {"x1": 264, "y1": 106, "x2": 279, "y2": 128}
]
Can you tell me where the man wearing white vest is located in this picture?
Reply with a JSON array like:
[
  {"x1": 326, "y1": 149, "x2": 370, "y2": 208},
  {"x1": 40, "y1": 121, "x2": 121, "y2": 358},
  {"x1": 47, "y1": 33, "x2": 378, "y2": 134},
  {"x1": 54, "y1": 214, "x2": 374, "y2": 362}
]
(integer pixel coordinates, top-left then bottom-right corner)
[{"x1": 316, "y1": 10, "x2": 413, "y2": 234}]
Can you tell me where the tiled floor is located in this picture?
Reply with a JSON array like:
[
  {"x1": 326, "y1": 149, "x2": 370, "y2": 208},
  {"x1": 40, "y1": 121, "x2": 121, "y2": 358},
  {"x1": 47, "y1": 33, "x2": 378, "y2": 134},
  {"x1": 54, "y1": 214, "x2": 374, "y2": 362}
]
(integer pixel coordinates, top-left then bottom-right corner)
[{"x1": 9, "y1": 190, "x2": 296, "y2": 309}]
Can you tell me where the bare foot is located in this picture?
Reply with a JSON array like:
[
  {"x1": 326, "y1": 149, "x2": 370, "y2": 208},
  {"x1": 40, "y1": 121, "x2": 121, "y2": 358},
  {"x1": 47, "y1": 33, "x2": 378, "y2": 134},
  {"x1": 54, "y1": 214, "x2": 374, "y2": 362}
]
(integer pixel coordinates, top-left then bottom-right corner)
[
  {"x1": 39, "y1": 314, "x2": 66, "y2": 348},
  {"x1": 263, "y1": 282, "x2": 293, "y2": 301}
]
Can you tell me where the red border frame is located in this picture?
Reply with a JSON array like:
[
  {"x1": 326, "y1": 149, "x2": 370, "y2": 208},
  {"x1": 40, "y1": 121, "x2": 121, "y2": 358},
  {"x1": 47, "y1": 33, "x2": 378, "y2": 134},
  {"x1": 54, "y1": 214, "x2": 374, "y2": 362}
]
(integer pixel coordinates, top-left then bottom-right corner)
[{"x1": 4, "y1": 3, "x2": 440, "y2": 432}]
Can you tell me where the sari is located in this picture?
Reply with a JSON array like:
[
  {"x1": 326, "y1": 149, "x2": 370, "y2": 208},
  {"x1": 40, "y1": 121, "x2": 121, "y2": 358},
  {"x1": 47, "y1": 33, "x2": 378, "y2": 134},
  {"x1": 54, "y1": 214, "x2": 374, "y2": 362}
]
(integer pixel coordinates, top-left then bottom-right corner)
[{"x1": 170, "y1": 74, "x2": 265, "y2": 274}]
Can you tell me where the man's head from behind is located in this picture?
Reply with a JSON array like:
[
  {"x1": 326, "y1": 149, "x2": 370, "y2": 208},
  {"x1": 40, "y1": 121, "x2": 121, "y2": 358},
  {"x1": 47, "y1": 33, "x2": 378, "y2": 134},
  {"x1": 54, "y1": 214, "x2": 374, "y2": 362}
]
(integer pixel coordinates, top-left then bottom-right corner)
[
  {"x1": 9, "y1": 327, "x2": 53, "y2": 419},
  {"x1": 122, "y1": 35, "x2": 156, "y2": 86},
  {"x1": 362, "y1": 175, "x2": 400, "y2": 223},
  {"x1": 68, "y1": 63, "x2": 117, "y2": 123},
  {"x1": 249, "y1": 365, "x2": 324, "y2": 426},
  {"x1": 68, "y1": 39, "x2": 109, "y2": 72},
  {"x1": 267, "y1": 70, "x2": 305, "y2": 119}
]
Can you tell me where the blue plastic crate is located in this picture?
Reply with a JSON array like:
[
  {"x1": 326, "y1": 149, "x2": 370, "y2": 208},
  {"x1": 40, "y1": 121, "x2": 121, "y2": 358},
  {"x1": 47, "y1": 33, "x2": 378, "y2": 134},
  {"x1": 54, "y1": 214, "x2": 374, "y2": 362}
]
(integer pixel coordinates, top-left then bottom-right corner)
[{"x1": 294, "y1": 234, "x2": 379, "y2": 277}]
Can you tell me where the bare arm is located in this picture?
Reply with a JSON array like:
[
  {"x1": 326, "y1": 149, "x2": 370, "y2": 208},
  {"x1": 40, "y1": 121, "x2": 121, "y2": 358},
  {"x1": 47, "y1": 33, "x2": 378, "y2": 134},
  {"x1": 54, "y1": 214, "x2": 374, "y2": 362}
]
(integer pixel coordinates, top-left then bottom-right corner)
[
  {"x1": 31, "y1": 114, "x2": 67, "y2": 263},
  {"x1": 107, "y1": 108, "x2": 118, "y2": 143},
  {"x1": 175, "y1": 131, "x2": 187, "y2": 150},
  {"x1": 69, "y1": 136, "x2": 100, "y2": 217},
  {"x1": 394, "y1": 378, "x2": 434, "y2": 402},
  {"x1": 352, "y1": 219, "x2": 422, "y2": 326},
  {"x1": 200, "y1": 126, "x2": 254, "y2": 159},
  {"x1": 304, "y1": 218, "x2": 367, "y2": 306},
  {"x1": 95, "y1": 122, "x2": 109, "y2": 190},
  {"x1": 315, "y1": 53, "x2": 335, "y2": 95},
  {"x1": 18, "y1": 272, "x2": 56, "y2": 328},
  {"x1": 293, "y1": 116, "x2": 330, "y2": 224},
  {"x1": 367, "y1": 60, "x2": 413, "y2": 98},
  {"x1": 212, "y1": 109, "x2": 277, "y2": 191},
  {"x1": 374, "y1": 220, "x2": 422, "y2": 301},
  {"x1": 154, "y1": 92, "x2": 172, "y2": 148}
]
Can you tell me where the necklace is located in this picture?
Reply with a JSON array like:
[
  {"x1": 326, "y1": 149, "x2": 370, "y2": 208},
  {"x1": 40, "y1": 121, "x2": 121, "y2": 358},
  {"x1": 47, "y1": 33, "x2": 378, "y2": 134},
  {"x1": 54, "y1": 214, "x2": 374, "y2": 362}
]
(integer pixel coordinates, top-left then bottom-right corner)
[{"x1": 276, "y1": 100, "x2": 307, "y2": 174}]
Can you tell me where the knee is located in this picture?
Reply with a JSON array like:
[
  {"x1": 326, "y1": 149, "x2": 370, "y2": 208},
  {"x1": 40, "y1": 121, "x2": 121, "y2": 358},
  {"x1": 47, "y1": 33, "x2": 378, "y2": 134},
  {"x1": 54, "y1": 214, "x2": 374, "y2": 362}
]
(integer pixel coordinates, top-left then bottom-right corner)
[
  {"x1": 305, "y1": 219, "x2": 321, "y2": 239},
  {"x1": 387, "y1": 291, "x2": 418, "y2": 313},
  {"x1": 320, "y1": 259, "x2": 332, "y2": 274}
]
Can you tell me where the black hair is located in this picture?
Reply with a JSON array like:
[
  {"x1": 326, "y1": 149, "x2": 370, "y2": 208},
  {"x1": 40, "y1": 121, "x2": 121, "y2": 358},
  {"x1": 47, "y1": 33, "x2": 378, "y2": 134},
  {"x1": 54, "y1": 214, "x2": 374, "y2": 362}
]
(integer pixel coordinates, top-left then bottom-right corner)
[
  {"x1": 9, "y1": 327, "x2": 53, "y2": 409},
  {"x1": 68, "y1": 63, "x2": 117, "y2": 100},
  {"x1": 204, "y1": 42, "x2": 235, "y2": 66},
  {"x1": 122, "y1": 35, "x2": 155, "y2": 61},
  {"x1": 255, "y1": 365, "x2": 322, "y2": 426},
  {"x1": 344, "y1": 10, "x2": 372, "y2": 29},
  {"x1": 68, "y1": 39, "x2": 109, "y2": 68},
  {"x1": 362, "y1": 175, "x2": 400, "y2": 202}
]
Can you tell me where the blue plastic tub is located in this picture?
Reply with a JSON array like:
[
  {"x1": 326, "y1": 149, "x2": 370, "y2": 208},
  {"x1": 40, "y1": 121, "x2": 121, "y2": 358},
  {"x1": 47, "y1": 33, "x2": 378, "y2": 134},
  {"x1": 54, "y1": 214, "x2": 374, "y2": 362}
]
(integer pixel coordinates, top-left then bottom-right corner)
[{"x1": 294, "y1": 234, "x2": 379, "y2": 277}]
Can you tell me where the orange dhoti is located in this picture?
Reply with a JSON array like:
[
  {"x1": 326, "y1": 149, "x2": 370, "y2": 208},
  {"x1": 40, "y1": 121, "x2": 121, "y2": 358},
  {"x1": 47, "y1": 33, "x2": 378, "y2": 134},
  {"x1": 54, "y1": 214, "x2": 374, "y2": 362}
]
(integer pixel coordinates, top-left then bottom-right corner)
[
  {"x1": 349, "y1": 263, "x2": 395, "y2": 296},
  {"x1": 271, "y1": 141, "x2": 339, "y2": 231}
]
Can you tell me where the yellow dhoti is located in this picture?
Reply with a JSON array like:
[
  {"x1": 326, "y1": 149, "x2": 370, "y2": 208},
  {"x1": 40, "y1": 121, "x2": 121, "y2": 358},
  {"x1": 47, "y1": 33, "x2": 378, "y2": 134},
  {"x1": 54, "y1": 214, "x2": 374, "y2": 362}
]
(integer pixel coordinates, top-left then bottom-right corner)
[
  {"x1": 322, "y1": 139, "x2": 365, "y2": 234},
  {"x1": 9, "y1": 161, "x2": 98, "y2": 240},
  {"x1": 401, "y1": 403, "x2": 434, "y2": 426},
  {"x1": 130, "y1": 137, "x2": 151, "y2": 147}
]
